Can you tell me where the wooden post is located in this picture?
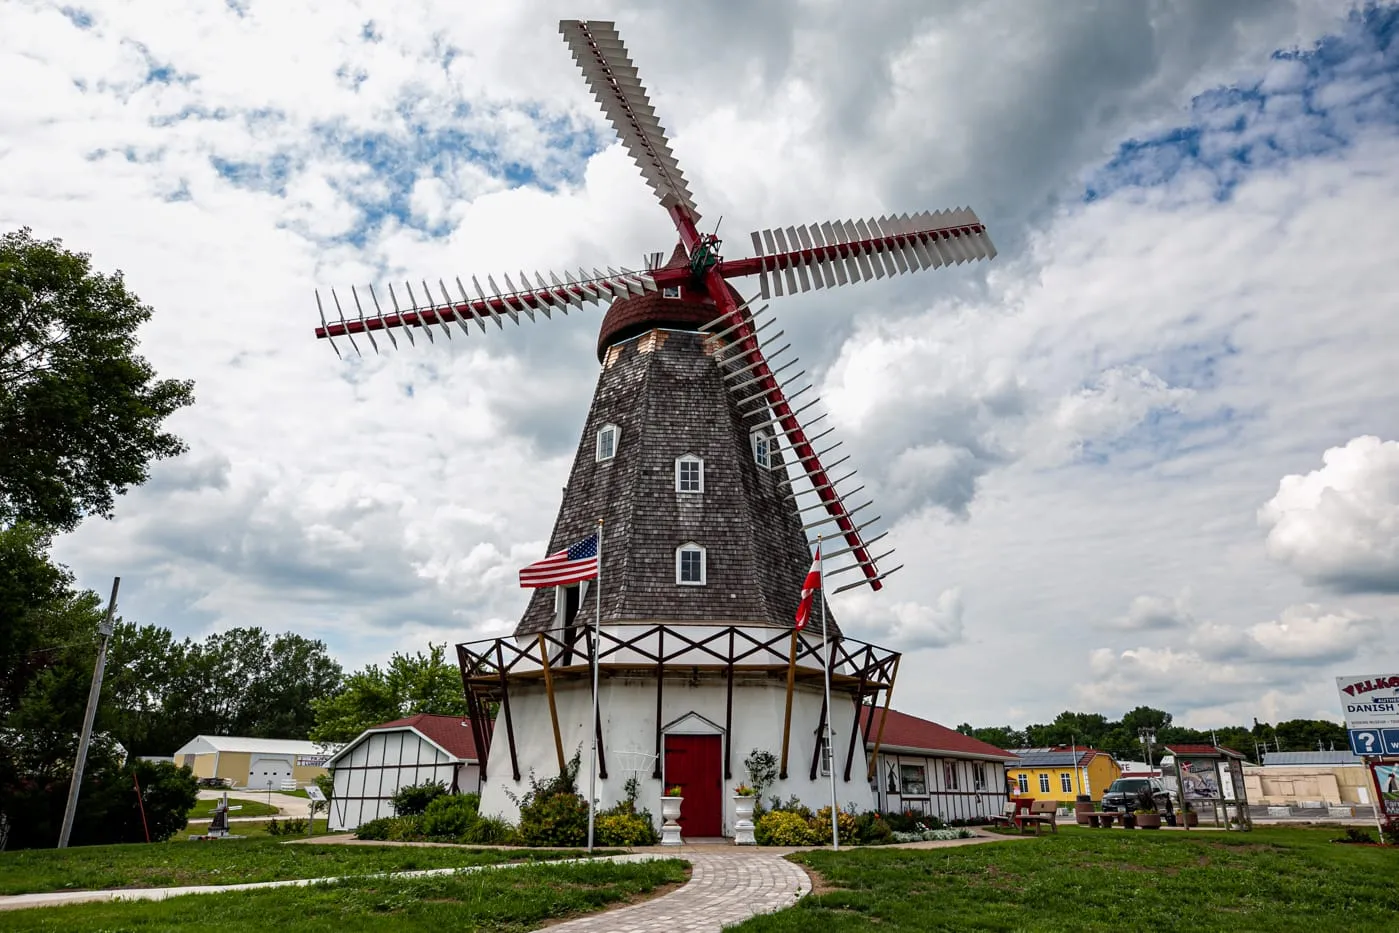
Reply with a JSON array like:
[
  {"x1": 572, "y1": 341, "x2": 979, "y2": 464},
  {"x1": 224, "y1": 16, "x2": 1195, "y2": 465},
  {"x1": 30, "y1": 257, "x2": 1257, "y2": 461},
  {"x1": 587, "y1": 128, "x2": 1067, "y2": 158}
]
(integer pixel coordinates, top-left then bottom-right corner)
[
  {"x1": 809, "y1": 690, "x2": 828, "y2": 781},
  {"x1": 843, "y1": 647, "x2": 870, "y2": 781},
  {"x1": 724, "y1": 628, "x2": 735, "y2": 780},
  {"x1": 494, "y1": 641, "x2": 521, "y2": 782},
  {"x1": 652, "y1": 628, "x2": 665, "y2": 778},
  {"x1": 538, "y1": 633, "x2": 566, "y2": 774},
  {"x1": 866, "y1": 655, "x2": 900, "y2": 781},
  {"x1": 779, "y1": 628, "x2": 799, "y2": 779}
]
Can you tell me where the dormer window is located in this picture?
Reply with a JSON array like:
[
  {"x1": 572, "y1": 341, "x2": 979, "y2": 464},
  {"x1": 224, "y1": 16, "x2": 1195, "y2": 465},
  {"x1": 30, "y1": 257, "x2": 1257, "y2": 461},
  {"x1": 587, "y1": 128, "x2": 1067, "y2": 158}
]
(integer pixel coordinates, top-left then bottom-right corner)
[
  {"x1": 675, "y1": 454, "x2": 704, "y2": 493},
  {"x1": 676, "y1": 542, "x2": 706, "y2": 585},
  {"x1": 751, "y1": 429, "x2": 775, "y2": 469},
  {"x1": 596, "y1": 423, "x2": 620, "y2": 461},
  {"x1": 662, "y1": 285, "x2": 681, "y2": 299}
]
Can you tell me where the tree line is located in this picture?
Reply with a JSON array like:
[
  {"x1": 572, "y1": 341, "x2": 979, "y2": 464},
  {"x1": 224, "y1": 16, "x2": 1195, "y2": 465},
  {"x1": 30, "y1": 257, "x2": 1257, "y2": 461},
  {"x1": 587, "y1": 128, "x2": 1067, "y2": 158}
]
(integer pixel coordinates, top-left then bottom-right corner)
[{"x1": 956, "y1": 706, "x2": 1348, "y2": 764}]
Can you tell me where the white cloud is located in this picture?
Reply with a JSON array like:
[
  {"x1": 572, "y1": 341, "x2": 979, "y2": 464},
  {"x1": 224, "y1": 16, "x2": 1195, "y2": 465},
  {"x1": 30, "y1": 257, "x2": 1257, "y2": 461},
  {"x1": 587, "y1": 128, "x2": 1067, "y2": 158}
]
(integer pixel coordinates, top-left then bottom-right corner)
[
  {"x1": 1116, "y1": 592, "x2": 1195, "y2": 631},
  {"x1": 5, "y1": 0, "x2": 1396, "y2": 730},
  {"x1": 1259, "y1": 435, "x2": 1399, "y2": 593}
]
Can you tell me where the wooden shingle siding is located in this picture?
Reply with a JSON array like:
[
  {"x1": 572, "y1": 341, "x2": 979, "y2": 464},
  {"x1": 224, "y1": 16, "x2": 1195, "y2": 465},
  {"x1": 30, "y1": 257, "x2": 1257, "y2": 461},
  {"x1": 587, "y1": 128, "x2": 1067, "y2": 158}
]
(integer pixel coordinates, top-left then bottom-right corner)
[{"x1": 517, "y1": 328, "x2": 836, "y2": 636}]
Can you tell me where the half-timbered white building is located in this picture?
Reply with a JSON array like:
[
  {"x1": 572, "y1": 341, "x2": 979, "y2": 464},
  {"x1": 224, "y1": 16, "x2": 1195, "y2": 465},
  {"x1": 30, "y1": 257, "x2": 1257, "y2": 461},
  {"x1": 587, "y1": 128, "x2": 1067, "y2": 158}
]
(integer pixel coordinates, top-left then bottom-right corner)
[
  {"x1": 865, "y1": 708, "x2": 1017, "y2": 823},
  {"x1": 325, "y1": 713, "x2": 481, "y2": 831}
]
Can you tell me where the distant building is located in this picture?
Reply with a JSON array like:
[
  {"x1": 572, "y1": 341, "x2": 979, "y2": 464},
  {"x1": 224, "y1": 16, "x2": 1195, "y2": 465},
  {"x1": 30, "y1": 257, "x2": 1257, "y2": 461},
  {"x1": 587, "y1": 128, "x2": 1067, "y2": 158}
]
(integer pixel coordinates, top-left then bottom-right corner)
[
  {"x1": 1007, "y1": 747, "x2": 1121, "y2": 801},
  {"x1": 1244, "y1": 750, "x2": 1373, "y2": 807},
  {"x1": 324, "y1": 713, "x2": 482, "y2": 832},
  {"x1": 171, "y1": 736, "x2": 339, "y2": 789},
  {"x1": 863, "y1": 708, "x2": 1018, "y2": 822}
]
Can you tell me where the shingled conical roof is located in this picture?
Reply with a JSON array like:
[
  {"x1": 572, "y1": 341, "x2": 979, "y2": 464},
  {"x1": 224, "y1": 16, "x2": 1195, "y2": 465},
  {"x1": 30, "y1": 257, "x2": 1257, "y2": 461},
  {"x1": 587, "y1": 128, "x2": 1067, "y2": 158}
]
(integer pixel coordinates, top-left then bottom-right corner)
[{"x1": 515, "y1": 322, "x2": 836, "y2": 637}]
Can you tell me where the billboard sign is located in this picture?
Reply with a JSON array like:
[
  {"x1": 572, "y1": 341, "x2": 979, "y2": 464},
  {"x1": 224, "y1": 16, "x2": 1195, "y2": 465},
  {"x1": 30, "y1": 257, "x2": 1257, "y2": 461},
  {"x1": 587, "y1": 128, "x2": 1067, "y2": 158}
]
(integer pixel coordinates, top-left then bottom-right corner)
[
  {"x1": 1336, "y1": 674, "x2": 1399, "y2": 730},
  {"x1": 1372, "y1": 763, "x2": 1399, "y2": 818}
]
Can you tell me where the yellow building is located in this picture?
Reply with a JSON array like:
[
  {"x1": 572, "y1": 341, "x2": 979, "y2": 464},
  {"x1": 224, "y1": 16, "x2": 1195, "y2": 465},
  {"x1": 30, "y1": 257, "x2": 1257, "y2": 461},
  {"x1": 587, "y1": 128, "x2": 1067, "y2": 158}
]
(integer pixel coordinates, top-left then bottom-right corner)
[
  {"x1": 1006, "y1": 748, "x2": 1122, "y2": 802},
  {"x1": 172, "y1": 736, "x2": 340, "y2": 789}
]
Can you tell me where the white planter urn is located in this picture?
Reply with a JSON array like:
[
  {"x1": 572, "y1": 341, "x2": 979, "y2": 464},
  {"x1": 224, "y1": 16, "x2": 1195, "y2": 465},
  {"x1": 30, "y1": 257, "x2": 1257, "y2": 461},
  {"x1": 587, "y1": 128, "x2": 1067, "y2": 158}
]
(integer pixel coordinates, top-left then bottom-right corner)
[
  {"x1": 732, "y1": 795, "x2": 757, "y2": 845},
  {"x1": 660, "y1": 796, "x2": 684, "y2": 846}
]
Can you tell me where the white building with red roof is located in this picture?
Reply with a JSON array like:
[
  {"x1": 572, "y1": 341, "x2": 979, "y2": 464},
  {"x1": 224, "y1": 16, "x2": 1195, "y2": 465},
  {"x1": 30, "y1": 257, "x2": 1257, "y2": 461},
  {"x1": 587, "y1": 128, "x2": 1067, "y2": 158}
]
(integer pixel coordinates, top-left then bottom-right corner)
[
  {"x1": 863, "y1": 708, "x2": 1019, "y2": 822},
  {"x1": 325, "y1": 713, "x2": 482, "y2": 831}
]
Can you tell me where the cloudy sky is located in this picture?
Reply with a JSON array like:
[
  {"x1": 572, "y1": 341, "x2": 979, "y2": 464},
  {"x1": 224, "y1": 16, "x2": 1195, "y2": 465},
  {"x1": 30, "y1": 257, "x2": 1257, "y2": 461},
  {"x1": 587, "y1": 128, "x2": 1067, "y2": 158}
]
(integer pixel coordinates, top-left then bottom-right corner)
[{"x1": 5, "y1": 0, "x2": 1397, "y2": 732}]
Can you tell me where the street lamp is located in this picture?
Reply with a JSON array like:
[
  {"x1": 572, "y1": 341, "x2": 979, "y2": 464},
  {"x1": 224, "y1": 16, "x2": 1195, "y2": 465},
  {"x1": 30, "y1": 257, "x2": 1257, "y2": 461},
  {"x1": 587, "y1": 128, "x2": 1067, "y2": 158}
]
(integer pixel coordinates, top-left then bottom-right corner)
[{"x1": 1138, "y1": 727, "x2": 1157, "y2": 771}]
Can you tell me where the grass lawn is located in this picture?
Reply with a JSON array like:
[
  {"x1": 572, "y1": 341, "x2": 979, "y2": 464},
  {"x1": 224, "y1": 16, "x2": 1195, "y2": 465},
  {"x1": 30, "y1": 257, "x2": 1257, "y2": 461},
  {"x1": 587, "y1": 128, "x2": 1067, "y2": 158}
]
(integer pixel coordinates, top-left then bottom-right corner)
[
  {"x1": 0, "y1": 858, "x2": 688, "y2": 932},
  {"x1": 0, "y1": 838, "x2": 614, "y2": 896},
  {"x1": 730, "y1": 826, "x2": 1398, "y2": 932},
  {"x1": 185, "y1": 797, "x2": 280, "y2": 820}
]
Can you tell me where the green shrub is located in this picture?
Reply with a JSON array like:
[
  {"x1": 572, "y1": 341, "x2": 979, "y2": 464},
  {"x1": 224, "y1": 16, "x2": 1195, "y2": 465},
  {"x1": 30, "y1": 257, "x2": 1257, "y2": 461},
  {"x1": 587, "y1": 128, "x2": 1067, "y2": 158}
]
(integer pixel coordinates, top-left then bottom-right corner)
[
  {"x1": 811, "y1": 806, "x2": 858, "y2": 845},
  {"x1": 853, "y1": 810, "x2": 893, "y2": 845},
  {"x1": 386, "y1": 815, "x2": 426, "y2": 841},
  {"x1": 462, "y1": 814, "x2": 516, "y2": 845},
  {"x1": 596, "y1": 810, "x2": 659, "y2": 846},
  {"x1": 391, "y1": 780, "x2": 447, "y2": 816},
  {"x1": 267, "y1": 817, "x2": 308, "y2": 836},
  {"x1": 422, "y1": 793, "x2": 480, "y2": 839},
  {"x1": 354, "y1": 817, "x2": 393, "y2": 840},
  {"x1": 519, "y1": 791, "x2": 589, "y2": 846},
  {"x1": 755, "y1": 810, "x2": 820, "y2": 846}
]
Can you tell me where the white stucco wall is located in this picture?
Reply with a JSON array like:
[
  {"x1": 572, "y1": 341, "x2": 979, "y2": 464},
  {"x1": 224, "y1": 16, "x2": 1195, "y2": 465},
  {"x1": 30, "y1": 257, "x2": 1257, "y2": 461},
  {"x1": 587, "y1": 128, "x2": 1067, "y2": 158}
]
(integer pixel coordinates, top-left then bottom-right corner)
[{"x1": 478, "y1": 671, "x2": 877, "y2": 834}]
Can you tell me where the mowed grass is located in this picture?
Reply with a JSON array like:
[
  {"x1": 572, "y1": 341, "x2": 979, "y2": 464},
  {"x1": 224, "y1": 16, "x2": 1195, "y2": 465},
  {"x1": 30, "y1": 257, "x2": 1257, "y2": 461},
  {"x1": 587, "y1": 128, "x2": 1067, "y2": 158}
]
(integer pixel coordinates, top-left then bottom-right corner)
[
  {"x1": 730, "y1": 826, "x2": 1398, "y2": 933},
  {"x1": 0, "y1": 859, "x2": 689, "y2": 932},
  {"x1": 0, "y1": 838, "x2": 611, "y2": 896},
  {"x1": 185, "y1": 797, "x2": 280, "y2": 820}
]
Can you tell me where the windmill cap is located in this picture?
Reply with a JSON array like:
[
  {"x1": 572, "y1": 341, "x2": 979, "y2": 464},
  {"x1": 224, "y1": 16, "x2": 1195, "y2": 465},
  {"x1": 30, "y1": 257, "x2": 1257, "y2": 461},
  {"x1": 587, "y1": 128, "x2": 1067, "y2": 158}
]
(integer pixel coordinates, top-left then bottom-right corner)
[{"x1": 596, "y1": 245, "x2": 743, "y2": 361}]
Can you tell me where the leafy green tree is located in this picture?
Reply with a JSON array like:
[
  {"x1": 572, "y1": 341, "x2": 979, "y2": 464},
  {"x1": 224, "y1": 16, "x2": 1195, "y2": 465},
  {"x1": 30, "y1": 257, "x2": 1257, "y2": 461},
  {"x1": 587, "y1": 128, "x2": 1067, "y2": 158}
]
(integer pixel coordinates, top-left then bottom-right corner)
[
  {"x1": 955, "y1": 724, "x2": 1024, "y2": 750},
  {"x1": 0, "y1": 228, "x2": 194, "y2": 531},
  {"x1": 1275, "y1": 718, "x2": 1347, "y2": 753},
  {"x1": 311, "y1": 644, "x2": 468, "y2": 743},
  {"x1": 0, "y1": 523, "x2": 85, "y2": 719}
]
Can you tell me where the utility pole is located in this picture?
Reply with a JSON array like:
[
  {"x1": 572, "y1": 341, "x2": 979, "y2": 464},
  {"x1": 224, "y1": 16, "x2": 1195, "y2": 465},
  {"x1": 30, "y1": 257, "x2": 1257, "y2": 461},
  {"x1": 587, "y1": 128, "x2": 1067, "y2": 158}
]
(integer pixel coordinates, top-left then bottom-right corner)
[
  {"x1": 58, "y1": 577, "x2": 120, "y2": 849},
  {"x1": 1138, "y1": 727, "x2": 1157, "y2": 771}
]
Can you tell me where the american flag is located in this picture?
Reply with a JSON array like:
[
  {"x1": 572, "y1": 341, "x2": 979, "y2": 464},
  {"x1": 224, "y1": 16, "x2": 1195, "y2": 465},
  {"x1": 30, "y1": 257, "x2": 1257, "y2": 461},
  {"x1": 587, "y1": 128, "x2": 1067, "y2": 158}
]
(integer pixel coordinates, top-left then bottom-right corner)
[
  {"x1": 519, "y1": 531, "x2": 600, "y2": 588},
  {"x1": 794, "y1": 545, "x2": 821, "y2": 630}
]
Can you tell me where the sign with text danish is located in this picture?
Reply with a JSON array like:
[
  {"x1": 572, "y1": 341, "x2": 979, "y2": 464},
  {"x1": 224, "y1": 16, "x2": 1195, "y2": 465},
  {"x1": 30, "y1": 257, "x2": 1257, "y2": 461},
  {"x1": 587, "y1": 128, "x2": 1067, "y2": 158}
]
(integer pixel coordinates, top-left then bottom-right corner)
[{"x1": 1336, "y1": 674, "x2": 1399, "y2": 734}]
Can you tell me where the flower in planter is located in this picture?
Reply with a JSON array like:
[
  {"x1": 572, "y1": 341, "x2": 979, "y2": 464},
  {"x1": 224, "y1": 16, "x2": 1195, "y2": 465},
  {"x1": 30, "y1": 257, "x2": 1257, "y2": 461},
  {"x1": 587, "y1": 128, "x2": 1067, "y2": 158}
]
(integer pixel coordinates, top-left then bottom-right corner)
[
  {"x1": 664, "y1": 785, "x2": 684, "y2": 797},
  {"x1": 733, "y1": 783, "x2": 756, "y2": 796}
]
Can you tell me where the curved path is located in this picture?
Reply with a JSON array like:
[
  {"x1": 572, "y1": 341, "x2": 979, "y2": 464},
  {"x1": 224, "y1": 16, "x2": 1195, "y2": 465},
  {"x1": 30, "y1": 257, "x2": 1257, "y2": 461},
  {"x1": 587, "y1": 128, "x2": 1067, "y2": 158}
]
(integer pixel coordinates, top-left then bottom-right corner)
[{"x1": 547, "y1": 847, "x2": 810, "y2": 932}]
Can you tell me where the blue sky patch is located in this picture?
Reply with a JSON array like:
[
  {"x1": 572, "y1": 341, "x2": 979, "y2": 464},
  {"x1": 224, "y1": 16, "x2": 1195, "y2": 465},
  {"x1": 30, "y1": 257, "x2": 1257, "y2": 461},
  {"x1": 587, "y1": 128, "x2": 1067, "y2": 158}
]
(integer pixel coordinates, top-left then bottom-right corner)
[{"x1": 1085, "y1": 4, "x2": 1399, "y2": 202}]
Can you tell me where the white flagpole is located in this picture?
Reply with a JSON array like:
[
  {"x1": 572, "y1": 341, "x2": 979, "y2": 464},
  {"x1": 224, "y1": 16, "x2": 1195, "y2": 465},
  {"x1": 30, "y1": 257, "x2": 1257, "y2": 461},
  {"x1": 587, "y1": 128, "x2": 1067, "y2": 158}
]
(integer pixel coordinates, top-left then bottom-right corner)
[
  {"x1": 587, "y1": 520, "x2": 603, "y2": 854},
  {"x1": 820, "y1": 536, "x2": 839, "y2": 850}
]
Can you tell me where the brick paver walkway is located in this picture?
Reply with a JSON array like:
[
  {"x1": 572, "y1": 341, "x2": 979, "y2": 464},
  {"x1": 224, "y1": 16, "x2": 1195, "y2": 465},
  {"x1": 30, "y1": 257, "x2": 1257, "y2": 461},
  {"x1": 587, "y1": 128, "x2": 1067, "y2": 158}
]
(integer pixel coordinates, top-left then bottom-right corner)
[{"x1": 545, "y1": 847, "x2": 809, "y2": 932}]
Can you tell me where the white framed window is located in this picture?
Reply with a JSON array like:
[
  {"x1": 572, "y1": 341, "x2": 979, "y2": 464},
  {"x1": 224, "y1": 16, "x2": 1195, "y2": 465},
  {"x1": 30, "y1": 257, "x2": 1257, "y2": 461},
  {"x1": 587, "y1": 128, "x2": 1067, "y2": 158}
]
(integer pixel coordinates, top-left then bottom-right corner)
[
  {"x1": 1061, "y1": 772, "x2": 1073, "y2": 793},
  {"x1": 596, "y1": 423, "x2": 620, "y2": 461},
  {"x1": 974, "y1": 762, "x2": 987, "y2": 791},
  {"x1": 1038, "y1": 773, "x2": 1050, "y2": 794},
  {"x1": 899, "y1": 764, "x2": 927, "y2": 796},
  {"x1": 675, "y1": 454, "x2": 704, "y2": 493},
  {"x1": 943, "y1": 761, "x2": 959, "y2": 791},
  {"x1": 676, "y1": 542, "x2": 706, "y2": 585},
  {"x1": 1017, "y1": 773, "x2": 1028, "y2": 794},
  {"x1": 662, "y1": 285, "x2": 680, "y2": 298},
  {"x1": 751, "y1": 429, "x2": 775, "y2": 469}
]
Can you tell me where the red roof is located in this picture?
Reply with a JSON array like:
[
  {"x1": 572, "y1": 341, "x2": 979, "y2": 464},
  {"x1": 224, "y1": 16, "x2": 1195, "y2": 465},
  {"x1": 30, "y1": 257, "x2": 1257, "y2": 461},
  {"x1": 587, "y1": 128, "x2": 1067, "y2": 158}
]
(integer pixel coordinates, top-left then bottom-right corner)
[
  {"x1": 370, "y1": 713, "x2": 478, "y2": 761},
  {"x1": 863, "y1": 708, "x2": 1017, "y2": 760},
  {"x1": 1164, "y1": 744, "x2": 1245, "y2": 759}
]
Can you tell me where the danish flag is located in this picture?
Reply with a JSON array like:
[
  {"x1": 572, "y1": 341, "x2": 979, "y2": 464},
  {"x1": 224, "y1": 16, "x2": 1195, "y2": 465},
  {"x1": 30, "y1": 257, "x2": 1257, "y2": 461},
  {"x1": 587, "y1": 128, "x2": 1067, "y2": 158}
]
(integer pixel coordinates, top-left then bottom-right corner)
[{"x1": 795, "y1": 546, "x2": 821, "y2": 630}]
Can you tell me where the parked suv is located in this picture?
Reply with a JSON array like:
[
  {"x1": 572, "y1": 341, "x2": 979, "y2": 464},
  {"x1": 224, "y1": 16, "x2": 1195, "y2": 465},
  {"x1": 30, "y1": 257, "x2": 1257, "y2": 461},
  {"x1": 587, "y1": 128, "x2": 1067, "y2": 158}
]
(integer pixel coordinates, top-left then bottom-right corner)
[{"x1": 1099, "y1": 777, "x2": 1173, "y2": 812}]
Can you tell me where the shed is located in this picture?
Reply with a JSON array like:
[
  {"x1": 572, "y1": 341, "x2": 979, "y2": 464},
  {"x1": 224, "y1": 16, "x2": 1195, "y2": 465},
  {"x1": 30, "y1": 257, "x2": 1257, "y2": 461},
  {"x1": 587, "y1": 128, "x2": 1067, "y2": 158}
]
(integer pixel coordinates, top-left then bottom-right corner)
[
  {"x1": 325, "y1": 714, "x2": 481, "y2": 831},
  {"x1": 864, "y1": 708, "x2": 1018, "y2": 822},
  {"x1": 171, "y1": 736, "x2": 338, "y2": 789}
]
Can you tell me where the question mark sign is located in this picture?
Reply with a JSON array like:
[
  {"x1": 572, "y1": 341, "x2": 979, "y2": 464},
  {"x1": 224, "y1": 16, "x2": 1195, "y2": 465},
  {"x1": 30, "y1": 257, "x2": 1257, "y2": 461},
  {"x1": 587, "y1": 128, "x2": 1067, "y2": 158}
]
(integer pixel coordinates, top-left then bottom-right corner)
[{"x1": 1362, "y1": 732, "x2": 1377, "y2": 752}]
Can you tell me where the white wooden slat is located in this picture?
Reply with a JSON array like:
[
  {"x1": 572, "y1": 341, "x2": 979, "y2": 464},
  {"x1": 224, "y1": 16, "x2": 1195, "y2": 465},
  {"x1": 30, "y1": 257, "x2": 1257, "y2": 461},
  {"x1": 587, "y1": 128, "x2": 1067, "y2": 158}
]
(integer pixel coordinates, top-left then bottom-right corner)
[
  {"x1": 786, "y1": 226, "x2": 812, "y2": 292},
  {"x1": 772, "y1": 227, "x2": 799, "y2": 294}
]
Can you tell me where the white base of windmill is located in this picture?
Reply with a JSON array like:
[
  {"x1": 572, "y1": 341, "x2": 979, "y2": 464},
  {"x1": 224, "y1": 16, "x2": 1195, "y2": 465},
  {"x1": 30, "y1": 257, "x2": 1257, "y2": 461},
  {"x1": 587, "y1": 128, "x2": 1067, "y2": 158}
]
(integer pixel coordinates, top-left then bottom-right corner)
[
  {"x1": 732, "y1": 795, "x2": 756, "y2": 845},
  {"x1": 660, "y1": 796, "x2": 684, "y2": 846},
  {"x1": 473, "y1": 629, "x2": 879, "y2": 836}
]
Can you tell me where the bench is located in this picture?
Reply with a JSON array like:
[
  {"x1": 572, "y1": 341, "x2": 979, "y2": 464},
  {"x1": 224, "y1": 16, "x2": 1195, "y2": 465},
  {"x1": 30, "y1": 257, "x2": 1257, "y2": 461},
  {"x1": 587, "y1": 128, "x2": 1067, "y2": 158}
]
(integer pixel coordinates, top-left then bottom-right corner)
[
  {"x1": 1085, "y1": 812, "x2": 1116, "y2": 828},
  {"x1": 1019, "y1": 799, "x2": 1059, "y2": 834},
  {"x1": 991, "y1": 801, "x2": 1020, "y2": 831}
]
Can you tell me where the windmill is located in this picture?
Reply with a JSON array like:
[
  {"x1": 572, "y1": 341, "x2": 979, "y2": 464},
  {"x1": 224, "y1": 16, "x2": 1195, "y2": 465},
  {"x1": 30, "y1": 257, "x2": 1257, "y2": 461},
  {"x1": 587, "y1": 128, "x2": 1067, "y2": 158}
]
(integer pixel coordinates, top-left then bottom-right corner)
[{"x1": 314, "y1": 20, "x2": 995, "y2": 837}]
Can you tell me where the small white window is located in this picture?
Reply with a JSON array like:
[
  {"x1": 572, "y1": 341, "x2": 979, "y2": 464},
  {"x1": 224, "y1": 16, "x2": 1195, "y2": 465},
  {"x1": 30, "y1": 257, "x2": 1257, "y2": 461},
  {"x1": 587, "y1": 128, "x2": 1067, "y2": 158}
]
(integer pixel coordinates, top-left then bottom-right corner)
[
  {"x1": 1061, "y1": 772, "x2": 1073, "y2": 793},
  {"x1": 662, "y1": 285, "x2": 680, "y2": 298},
  {"x1": 1017, "y1": 773, "x2": 1028, "y2": 794},
  {"x1": 974, "y1": 763, "x2": 987, "y2": 791},
  {"x1": 1039, "y1": 773, "x2": 1050, "y2": 794},
  {"x1": 676, "y1": 542, "x2": 706, "y2": 585},
  {"x1": 596, "y1": 423, "x2": 620, "y2": 461},
  {"x1": 751, "y1": 430, "x2": 773, "y2": 469},
  {"x1": 675, "y1": 454, "x2": 703, "y2": 493}
]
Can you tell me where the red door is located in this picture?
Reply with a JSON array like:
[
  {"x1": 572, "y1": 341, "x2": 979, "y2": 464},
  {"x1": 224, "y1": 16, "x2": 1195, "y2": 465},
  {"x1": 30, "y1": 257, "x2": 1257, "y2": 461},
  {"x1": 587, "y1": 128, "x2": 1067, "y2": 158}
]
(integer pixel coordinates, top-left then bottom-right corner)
[{"x1": 664, "y1": 734, "x2": 723, "y2": 837}]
